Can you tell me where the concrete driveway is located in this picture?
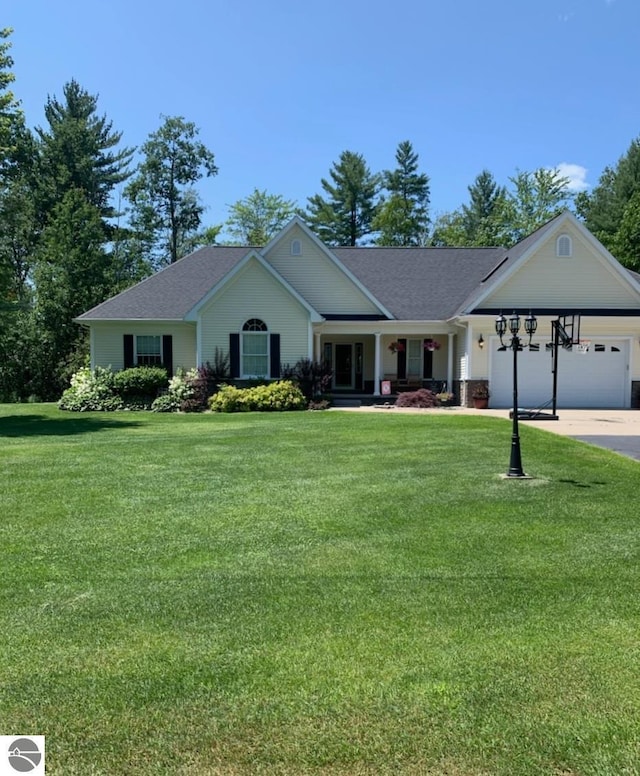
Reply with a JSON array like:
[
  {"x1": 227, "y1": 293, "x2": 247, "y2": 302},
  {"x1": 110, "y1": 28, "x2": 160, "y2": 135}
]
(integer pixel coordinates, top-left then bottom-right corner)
[
  {"x1": 441, "y1": 408, "x2": 640, "y2": 462},
  {"x1": 514, "y1": 409, "x2": 640, "y2": 462},
  {"x1": 339, "y1": 405, "x2": 640, "y2": 462}
]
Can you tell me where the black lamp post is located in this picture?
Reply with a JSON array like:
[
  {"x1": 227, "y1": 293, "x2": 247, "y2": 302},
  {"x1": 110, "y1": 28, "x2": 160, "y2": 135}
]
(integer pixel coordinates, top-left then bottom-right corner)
[{"x1": 495, "y1": 311, "x2": 537, "y2": 477}]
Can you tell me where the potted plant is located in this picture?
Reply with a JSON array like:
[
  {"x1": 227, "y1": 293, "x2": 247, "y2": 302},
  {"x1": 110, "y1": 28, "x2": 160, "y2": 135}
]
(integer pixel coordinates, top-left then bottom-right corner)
[
  {"x1": 388, "y1": 341, "x2": 405, "y2": 353},
  {"x1": 471, "y1": 383, "x2": 490, "y2": 409},
  {"x1": 436, "y1": 391, "x2": 455, "y2": 406}
]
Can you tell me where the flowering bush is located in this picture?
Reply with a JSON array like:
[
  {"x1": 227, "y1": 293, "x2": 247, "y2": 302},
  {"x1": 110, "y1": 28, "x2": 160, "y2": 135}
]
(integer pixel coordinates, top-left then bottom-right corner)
[
  {"x1": 209, "y1": 380, "x2": 306, "y2": 412},
  {"x1": 58, "y1": 367, "x2": 124, "y2": 411},
  {"x1": 151, "y1": 368, "x2": 196, "y2": 412}
]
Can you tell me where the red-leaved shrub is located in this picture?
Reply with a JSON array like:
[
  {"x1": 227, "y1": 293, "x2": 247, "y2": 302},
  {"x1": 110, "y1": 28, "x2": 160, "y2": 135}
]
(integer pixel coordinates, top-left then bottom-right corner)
[{"x1": 395, "y1": 389, "x2": 438, "y2": 408}]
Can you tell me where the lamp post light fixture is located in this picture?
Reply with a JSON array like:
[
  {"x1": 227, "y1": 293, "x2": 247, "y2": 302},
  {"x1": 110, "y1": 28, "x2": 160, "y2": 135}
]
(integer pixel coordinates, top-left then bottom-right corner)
[{"x1": 495, "y1": 310, "x2": 538, "y2": 477}]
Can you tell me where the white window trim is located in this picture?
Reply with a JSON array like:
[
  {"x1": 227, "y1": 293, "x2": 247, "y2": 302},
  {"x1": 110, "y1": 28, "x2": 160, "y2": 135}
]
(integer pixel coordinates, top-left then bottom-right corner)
[
  {"x1": 556, "y1": 234, "x2": 573, "y2": 257},
  {"x1": 241, "y1": 319, "x2": 269, "y2": 378},
  {"x1": 134, "y1": 334, "x2": 162, "y2": 365}
]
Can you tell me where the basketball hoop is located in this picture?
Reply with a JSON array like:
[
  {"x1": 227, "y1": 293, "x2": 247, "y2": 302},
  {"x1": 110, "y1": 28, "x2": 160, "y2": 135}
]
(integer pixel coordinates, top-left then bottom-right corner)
[{"x1": 575, "y1": 340, "x2": 591, "y2": 354}]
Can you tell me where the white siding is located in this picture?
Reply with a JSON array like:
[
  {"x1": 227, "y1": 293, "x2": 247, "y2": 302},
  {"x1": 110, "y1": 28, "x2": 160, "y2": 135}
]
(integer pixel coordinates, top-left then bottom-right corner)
[
  {"x1": 199, "y1": 257, "x2": 310, "y2": 366},
  {"x1": 89, "y1": 322, "x2": 196, "y2": 373},
  {"x1": 264, "y1": 224, "x2": 381, "y2": 315},
  {"x1": 483, "y1": 224, "x2": 640, "y2": 309}
]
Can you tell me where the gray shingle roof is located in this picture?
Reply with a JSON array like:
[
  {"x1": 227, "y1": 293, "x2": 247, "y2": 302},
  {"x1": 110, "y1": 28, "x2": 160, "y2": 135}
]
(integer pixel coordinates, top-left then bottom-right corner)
[
  {"x1": 334, "y1": 247, "x2": 507, "y2": 319},
  {"x1": 78, "y1": 242, "x2": 509, "y2": 322},
  {"x1": 76, "y1": 247, "x2": 249, "y2": 320},
  {"x1": 82, "y1": 211, "x2": 617, "y2": 324}
]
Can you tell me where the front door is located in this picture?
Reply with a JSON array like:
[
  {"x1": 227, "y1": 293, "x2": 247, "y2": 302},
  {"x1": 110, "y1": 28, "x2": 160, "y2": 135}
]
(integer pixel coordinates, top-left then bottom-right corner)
[{"x1": 334, "y1": 344, "x2": 353, "y2": 389}]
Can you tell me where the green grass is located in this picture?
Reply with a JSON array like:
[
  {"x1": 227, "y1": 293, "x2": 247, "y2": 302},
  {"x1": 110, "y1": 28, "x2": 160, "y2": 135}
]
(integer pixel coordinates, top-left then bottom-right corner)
[{"x1": 1, "y1": 404, "x2": 639, "y2": 775}]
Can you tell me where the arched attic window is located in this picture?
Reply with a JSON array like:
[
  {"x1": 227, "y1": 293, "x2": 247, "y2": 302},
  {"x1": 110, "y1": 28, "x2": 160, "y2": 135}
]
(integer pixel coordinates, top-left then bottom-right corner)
[
  {"x1": 291, "y1": 239, "x2": 302, "y2": 256},
  {"x1": 556, "y1": 234, "x2": 573, "y2": 257}
]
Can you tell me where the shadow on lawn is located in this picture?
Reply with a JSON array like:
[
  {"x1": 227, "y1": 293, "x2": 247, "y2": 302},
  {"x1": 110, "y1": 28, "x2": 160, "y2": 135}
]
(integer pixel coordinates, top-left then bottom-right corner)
[
  {"x1": 0, "y1": 413, "x2": 142, "y2": 438},
  {"x1": 557, "y1": 478, "x2": 608, "y2": 488}
]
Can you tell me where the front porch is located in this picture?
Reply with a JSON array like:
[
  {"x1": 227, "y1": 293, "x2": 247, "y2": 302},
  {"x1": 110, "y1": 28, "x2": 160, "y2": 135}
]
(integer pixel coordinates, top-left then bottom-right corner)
[{"x1": 313, "y1": 328, "x2": 458, "y2": 398}]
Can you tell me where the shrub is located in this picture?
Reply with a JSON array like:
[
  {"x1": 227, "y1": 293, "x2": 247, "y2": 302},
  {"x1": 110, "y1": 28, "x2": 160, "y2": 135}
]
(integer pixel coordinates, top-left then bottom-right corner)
[
  {"x1": 151, "y1": 394, "x2": 180, "y2": 413},
  {"x1": 208, "y1": 348, "x2": 230, "y2": 381},
  {"x1": 281, "y1": 358, "x2": 333, "y2": 402},
  {"x1": 209, "y1": 380, "x2": 306, "y2": 413},
  {"x1": 58, "y1": 367, "x2": 124, "y2": 412},
  {"x1": 395, "y1": 388, "x2": 438, "y2": 408},
  {"x1": 112, "y1": 366, "x2": 168, "y2": 398},
  {"x1": 183, "y1": 364, "x2": 216, "y2": 411}
]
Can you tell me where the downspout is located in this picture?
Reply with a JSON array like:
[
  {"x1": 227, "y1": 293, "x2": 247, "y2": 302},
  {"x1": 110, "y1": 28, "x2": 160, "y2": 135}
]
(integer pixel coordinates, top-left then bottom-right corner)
[
  {"x1": 196, "y1": 318, "x2": 202, "y2": 367},
  {"x1": 374, "y1": 331, "x2": 381, "y2": 396}
]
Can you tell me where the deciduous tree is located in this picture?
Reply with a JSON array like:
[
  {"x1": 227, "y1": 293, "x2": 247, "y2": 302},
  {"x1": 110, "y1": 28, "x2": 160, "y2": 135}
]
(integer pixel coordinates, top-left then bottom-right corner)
[
  {"x1": 226, "y1": 189, "x2": 297, "y2": 245},
  {"x1": 576, "y1": 137, "x2": 640, "y2": 268},
  {"x1": 125, "y1": 115, "x2": 218, "y2": 266},
  {"x1": 505, "y1": 168, "x2": 572, "y2": 244}
]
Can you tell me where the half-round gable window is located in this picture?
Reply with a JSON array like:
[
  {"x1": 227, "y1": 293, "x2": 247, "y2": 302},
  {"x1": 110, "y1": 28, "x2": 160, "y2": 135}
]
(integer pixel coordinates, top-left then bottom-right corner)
[
  {"x1": 556, "y1": 234, "x2": 572, "y2": 257},
  {"x1": 243, "y1": 318, "x2": 268, "y2": 332},
  {"x1": 291, "y1": 239, "x2": 302, "y2": 256}
]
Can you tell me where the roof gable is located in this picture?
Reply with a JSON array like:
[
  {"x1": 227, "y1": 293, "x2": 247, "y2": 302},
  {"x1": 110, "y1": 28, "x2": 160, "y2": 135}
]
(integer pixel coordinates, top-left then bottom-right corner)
[
  {"x1": 185, "y1": 249, "x2": 323, "y2": 322},
  {"x1": 466, "y1": 211, "x2": 640, "y2": 313},
  {"x1": 263, "y1": 217, "x2": 394, "y2": 318}
]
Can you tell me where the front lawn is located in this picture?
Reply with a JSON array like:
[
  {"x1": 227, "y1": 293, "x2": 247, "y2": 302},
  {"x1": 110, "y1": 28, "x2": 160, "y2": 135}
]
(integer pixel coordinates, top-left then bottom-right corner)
[{"x1": 0, "y1": 405, "x2": 638, "y2": 775}]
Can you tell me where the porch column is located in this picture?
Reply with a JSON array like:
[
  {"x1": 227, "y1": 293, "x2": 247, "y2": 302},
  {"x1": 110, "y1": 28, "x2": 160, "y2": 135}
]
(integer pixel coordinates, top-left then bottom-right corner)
[
  {"x1": 374, "y1": 331, "x2": 381, "y2": 396},
  {"x1": 447, "y1": 332, "x2": 454, "y2": 391},
  {"x1": 314, "y1": 330, "x2": 321, "y2": 361}
]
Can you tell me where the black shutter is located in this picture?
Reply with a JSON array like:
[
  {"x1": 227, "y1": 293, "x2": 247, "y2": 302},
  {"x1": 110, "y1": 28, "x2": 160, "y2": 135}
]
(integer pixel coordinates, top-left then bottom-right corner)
[
  {"x1": 270, "y1": 333, "x2": 280, "y2": 378},
  {"x1": 162, "y1": 335, "x2": 173, "y2": 376},
  {"x1": 397, "y1": 338, "x2": 407, "y2": 379},
  {"x1": 230, "y1": 333, "x2": 240, "y2": 378},
  {"x1": 123, "y1": 334, "x2": 134, "y2": 368}
]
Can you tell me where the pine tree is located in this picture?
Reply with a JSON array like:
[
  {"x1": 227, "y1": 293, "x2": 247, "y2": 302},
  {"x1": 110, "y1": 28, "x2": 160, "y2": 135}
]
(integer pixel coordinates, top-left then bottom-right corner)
[
  {"x1": 306, "y1": 151, "x2": 379, "y2": 246},
  {"x1": 35, "y1": 79, "x2": 133, "y2": 227},
  {"x1": 460, "y1": 169, "x2": 508, "y2": 245},
  {"x1": 374, "y1": 140, "x2": 430, "y2": 245}
]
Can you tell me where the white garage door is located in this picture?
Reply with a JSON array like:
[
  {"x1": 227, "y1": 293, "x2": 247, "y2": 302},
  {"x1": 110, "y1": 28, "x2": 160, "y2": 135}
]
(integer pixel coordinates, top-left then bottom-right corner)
[{"x1": 490, "y1": 339, "x2": 628, "y2": 409}]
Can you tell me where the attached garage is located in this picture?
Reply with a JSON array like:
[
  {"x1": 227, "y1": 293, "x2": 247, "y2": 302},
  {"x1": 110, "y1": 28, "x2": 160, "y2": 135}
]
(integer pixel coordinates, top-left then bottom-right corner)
[{"x1": 490, "y1": 339, "x2": 629, "y2": 409}]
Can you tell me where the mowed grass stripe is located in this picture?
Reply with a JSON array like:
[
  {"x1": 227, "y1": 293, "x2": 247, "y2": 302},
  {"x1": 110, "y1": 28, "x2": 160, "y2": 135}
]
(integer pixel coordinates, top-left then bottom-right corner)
[{"x1": 0, "y1": 405, "x2": 639, "y2": 775}]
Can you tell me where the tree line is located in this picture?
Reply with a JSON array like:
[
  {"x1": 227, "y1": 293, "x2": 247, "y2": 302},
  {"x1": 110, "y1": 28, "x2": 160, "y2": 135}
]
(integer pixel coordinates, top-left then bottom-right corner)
[{"x1": 1, "y1": 27, "x2": 639, "y2": 401}]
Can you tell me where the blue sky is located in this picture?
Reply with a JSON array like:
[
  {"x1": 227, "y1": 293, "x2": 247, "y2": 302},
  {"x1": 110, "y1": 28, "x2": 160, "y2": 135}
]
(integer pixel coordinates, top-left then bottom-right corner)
[{"x1": 5, "y1": 0, "x2": 640, "y2": 235}]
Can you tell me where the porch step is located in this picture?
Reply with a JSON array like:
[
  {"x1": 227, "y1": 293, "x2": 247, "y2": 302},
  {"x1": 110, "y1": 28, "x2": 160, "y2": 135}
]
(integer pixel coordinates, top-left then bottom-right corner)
[{"x1": 332, "y1": 398, "x2": 362, "y2": 408}]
